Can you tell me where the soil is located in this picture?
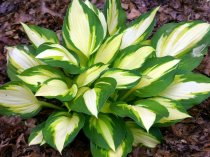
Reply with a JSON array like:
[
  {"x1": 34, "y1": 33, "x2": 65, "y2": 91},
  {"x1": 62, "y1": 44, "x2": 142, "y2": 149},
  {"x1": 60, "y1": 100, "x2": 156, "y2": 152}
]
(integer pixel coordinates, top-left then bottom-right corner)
[{"x1": 0, "y1": 0, "x2": 210, "y2": 156}]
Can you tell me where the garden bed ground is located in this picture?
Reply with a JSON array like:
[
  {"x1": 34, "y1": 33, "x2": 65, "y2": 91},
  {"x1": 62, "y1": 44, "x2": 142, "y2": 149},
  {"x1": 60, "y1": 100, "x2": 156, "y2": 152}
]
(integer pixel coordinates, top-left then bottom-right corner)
[{"x1": 0, "y1": 0, "x2": 210, "y2": 156}]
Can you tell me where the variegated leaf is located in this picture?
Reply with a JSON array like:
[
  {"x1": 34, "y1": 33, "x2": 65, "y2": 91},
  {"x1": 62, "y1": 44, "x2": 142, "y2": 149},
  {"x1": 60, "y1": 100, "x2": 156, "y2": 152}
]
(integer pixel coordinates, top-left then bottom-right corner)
[
  {"x1": 29, "y1": 122, "x2": 45, "y2": 146},
  {"x1": 84, "y1": 0, "x2": 107, "y2": 38},
  {"x1": 18, "y1": 65, "x2": 65, "y2": 91},
  {"x1": 43, "y1": 112, "x2": 85, "y2": 153},
  {"x1": 0, "y1": 82, "x2": 41, "y2": 118},
  {"x1": 113, "y1": 45, "x2": 154, "y2": 70},
  {"x1": 120, "y1": 7, "x2": 159, "y2": 49},
  {"x1": 105, "y1": 0, "x2": 126, "y2": 35},
  {"x1": 123, "y1": 57, "x2": 179, "y2": 98},
  {"x1": 6, "y1": 45, "x2": 43, "y2": 80},
  {"x1": 111, "y1": 100, "x2": 168, "y2": 131},
  {"x1": 70, "y1": 77, "x2": 116, "y2": 117},
  {"x1": 153, "y1": 21, "x2": 210, "y2": 58},
  {"x1": 62, "y1": 0, "x2": 104, "y2": 65},
  {"x1": 76, "y1": 63, "x2": 109, "y2": 87},
  {"x1": 153, "y1": 21, "x2": 210, "y2": 73},
  {"x1": 35, "y1": 78, "x2": 78, "y2": 102},
  {"x1": 147, "y1": 97, "x2": 190, "y2": 126},
  {"x1": 21, "y1": 23, "x2": 59, "y2": 48},
  {"x1": 101, "y1": 68, "x2": 140, "y2": 89},
  {"x1": 158, "y1": 73, "x2": 210, "y2": 109},
  {"x1": 91, "y1": 33, "x2": 123, "y2": 64},
  {"x1": 90, "y1": 128, "x2": 133, "y2": 157},
  {"x1": 36, "y1": 43, "x2": 81, "y2": 74},
  {"x1": 83, "y1": 114, "x2": 126, "y2": 151},
  {"x1": 126, "y1": 121, "x2": 162, "y2": 148}
]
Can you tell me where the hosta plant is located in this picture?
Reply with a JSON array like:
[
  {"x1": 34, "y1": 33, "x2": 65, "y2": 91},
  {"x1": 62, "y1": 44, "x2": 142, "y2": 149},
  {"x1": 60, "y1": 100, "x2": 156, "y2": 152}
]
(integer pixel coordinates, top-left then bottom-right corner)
[{"x1": 1, "y1": 0, "x2": 210, "y2": 156}]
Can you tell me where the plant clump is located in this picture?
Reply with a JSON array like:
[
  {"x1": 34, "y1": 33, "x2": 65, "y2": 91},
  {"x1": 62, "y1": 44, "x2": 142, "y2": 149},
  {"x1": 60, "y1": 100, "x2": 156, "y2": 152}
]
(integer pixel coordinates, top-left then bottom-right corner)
[{"x1": 1, "y1": 0, "x2": 210, "y2": 156}]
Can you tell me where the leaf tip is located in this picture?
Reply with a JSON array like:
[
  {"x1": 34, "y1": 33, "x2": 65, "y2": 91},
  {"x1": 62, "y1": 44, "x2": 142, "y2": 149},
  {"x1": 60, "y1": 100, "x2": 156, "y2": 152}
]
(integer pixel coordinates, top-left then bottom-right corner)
[
  {"x1": 20, "y1": 22, "x2": 27, "y2": 29},
  {"x1": 154, "y1": 6, "x2": 160, "y2": 13}
]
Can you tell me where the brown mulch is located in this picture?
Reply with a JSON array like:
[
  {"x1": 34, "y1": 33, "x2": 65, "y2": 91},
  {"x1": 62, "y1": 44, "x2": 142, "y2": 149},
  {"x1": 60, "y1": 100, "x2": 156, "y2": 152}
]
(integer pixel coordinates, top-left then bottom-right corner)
[{"x1": 0, "y1": 0, "x2": 210, "y2": 156}]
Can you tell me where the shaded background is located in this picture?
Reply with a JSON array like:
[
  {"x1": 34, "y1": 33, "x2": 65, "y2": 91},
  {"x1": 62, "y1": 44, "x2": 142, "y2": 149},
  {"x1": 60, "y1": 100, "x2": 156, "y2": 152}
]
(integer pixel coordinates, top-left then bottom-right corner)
[{"x1": 0, "y1": 0, "x2": 210, "y2": 156}]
